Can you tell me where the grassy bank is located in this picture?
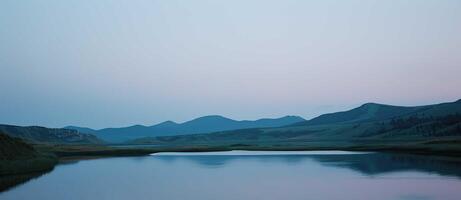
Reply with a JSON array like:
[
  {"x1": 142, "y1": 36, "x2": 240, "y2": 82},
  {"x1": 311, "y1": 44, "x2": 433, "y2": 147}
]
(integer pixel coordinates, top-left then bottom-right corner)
[
  {"x1": 0, "y1": 154, "x2": 57, "y2": 176},
  {"x1": 0, "y1": 133, "x2": 58, "y2": 176},
  {"x1": 38, "y1": 138, "x2": 461, "y2": 160}
]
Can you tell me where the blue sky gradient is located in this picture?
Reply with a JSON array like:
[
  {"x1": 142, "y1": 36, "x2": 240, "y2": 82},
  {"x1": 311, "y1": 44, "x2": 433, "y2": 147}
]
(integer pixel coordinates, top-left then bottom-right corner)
[{"x1": 1, "y1": 0, "x2": 460, "y2": 128}]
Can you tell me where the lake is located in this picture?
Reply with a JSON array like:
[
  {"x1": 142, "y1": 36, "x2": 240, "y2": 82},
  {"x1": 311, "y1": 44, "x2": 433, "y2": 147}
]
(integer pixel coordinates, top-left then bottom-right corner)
[{"x1": 1, "y1": 151, "x2": 461, "y2": 200}]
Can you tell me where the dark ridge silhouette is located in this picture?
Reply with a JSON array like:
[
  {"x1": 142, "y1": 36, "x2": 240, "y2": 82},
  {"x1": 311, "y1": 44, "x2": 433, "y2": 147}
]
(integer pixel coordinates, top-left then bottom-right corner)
[
  {"x1": 133, "y1": 99, "x2": 461, "y2": 145},
  {"x1": 67, "y1": 115, "x2": 305, "y2": 143},
  {"x1": 292, "y1": 103, "x2": 430, "y2": 126}
]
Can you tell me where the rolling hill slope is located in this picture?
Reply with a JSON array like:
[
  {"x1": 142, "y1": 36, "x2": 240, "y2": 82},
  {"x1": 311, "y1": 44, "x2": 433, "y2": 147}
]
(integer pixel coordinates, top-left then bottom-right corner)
[{"x1": 292, "y1": 103, "x2": 429, "y2": 126}]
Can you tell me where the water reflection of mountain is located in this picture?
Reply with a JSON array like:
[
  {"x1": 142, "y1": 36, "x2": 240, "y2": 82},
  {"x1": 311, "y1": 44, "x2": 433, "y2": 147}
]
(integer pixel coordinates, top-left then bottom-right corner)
[
  {"x1": 309, "y1": 153, "x2": 461, "y2": 178},
  {"x1": 154, "y1": 155, "x2": 309, "y2": 167},
  {"x1": 154, "y1": 153, "x2": 461, "y2": 178},
  {"x1": 0, "y1": 170, "x2": 51, "y2": 192}
]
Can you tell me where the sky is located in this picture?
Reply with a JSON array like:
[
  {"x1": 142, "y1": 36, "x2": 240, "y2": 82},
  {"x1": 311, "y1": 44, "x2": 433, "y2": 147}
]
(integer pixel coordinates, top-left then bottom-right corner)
[{"x1": 1, "y1": 0, "x2": 460, "y2": 129}]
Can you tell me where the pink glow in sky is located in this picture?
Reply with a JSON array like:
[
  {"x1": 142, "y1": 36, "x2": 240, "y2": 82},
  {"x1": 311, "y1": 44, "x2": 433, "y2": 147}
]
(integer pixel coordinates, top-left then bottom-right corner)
[{"x1": 1, "y1": 0, "x2": 460, "y2": 128}]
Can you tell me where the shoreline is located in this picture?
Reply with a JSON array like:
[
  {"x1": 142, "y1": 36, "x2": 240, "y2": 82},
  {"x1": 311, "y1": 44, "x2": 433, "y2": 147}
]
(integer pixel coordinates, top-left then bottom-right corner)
[
  {"x1": 3, "y1": 142, "x2": 461, "y2": 177},
  {"x1": 2, "y1": 143, "x2": 461, "y2": 193}
]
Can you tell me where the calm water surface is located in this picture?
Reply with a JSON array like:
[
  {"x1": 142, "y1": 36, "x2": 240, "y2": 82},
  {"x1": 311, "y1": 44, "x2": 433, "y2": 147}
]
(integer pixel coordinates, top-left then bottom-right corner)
[{"x1": 1, "y1": 151, "x2": 461, "y2": 200}]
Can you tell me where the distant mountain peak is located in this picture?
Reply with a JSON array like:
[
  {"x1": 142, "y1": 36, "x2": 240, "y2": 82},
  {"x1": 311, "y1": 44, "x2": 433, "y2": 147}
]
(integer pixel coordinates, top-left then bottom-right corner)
[
  {"x1": 281, "y1": 115, "x2": 304, "y2": 119},
  {"x1": 153, "y1": 120, "x2": 178, "y2": 127},
  {"x1": 160, "y1": 120, "x2": 178, "y2": 125},
  {"x1": 255, "y1": 115, "x2": 305, "y2": 122},
  {"x1": 187, "y1": 115, "x2": 234, "y2": 123},
  {"x1": 196, "y1": 115, "x2": 230, "y2": 119},
  {"x1": 360, "y1": 102, "x2": 386, "y2": 108},
  {"x1": 86, "y1": 115, "x2": 304, "y2": 143},
  {"x1": 128, "y1": 124, "x2": 147, "y2": 128}
]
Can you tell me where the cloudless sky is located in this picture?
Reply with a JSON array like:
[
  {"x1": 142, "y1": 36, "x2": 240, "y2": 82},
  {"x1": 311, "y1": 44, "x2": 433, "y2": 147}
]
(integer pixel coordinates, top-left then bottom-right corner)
[{"x1": 1, "y1": 0, "x2": 460, "y2": 129}]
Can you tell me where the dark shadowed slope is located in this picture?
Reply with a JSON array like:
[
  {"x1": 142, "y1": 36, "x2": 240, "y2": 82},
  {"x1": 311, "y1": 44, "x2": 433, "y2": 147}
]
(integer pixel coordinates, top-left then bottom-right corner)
[
  {"x1": 0, "y1": 133, "x2": 36, "y2": 160},
  {"x1": 0, "y1": 132, "x2": 57, "y2": 191},
  {"x1": 67, "y1": 115, "x2": 305, "y2": 143},
  {"x1": 0, "y1": 132, "x2": 57, "y2": 177}
]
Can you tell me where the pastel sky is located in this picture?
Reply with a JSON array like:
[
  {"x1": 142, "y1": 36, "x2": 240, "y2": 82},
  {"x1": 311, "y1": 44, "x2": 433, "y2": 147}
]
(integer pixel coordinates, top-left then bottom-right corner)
[{"x1": 1, "y1": 0, "x2": 460, "y2": 129}]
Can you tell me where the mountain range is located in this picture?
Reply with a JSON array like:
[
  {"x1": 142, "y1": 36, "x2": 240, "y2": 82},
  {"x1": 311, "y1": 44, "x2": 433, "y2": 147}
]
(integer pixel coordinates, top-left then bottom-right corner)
[
  {"x1": 132, "y1": 99, "x2": 461, "y2": 145},
  {"x1": 66, "y1": 115, "x2": 305, "y2": 143},
  {"x1": 2, "y1": 99, "x2": 460, "y2": 145}
]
